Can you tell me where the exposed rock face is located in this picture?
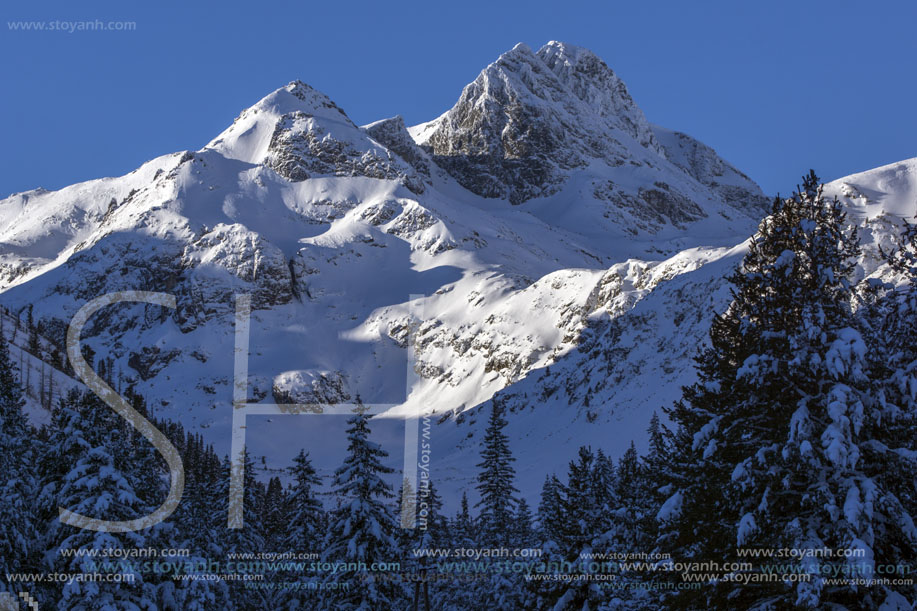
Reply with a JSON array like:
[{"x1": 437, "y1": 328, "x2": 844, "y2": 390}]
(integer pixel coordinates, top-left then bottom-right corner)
[
  {"x1": 652, "y1": 125, "x2": 770, "y2": 215},
  {"x1": 267, "y1": 111, "x2": 426, "y2": 194},
  {"x1": 271, "y1": 370, "x2": 351, "y2": 408},
  {"x1": 363, "y1": 116, "x2": 432, "y2": 182},
  {"x1": 410, "y1": 41, "x2": 668, "y2": 206},
  {"x1": 211, "y1": 81, "x2": 426, "y2": 194},
  {"x1": 180, "y1": 223, "x2": 294, "y2": 309},
  {"x1": 536, "y1": 41, "x2": 662, "y2": 154},
  {"x1": 415, "y1": 43, "x2": 604, "y2": 204},
  {"x1": 636, "y1": 183, "x2": 707, "y2": 228},
  {"x1": 410, "y1": 40, "x2": 768, "y2": 241}
]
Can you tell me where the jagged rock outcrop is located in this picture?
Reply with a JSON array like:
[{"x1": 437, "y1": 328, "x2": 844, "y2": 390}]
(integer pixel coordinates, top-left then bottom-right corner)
[
  {"x1": 363, "y1": 116, "x2": 432, "y2": 182},
  {"x1": 409, "y1": 40, "x2": 768, "y2": 246},
  {"x1": 211, "y1": 81, "x2": 426, "y2": 194},
  {"x1": 652, "y1": 125, "x2": 770, "y2": 214}
]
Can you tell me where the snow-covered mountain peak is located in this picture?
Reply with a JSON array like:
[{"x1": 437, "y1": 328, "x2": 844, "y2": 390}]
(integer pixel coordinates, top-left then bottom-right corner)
[
  {"x1": 536, "y1": 41, "x2": 661, "y2": 154},
  {"x1": 206, "y1": 80, "x2": 354, "y2": 162},
  {"x1": 408, "y1": 41, "x2": 767, "y2": 244},
  {"x1": 205, "y1": 80, "x2": 425, "y2": 192},
  {"x1": 259, "y1": 80, "x2": 351, "y2": 120}
]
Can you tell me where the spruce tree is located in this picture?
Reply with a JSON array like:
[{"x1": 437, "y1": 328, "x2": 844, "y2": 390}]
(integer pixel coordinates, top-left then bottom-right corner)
[
  {"x1": 660, "y1": 171, "x2": 904, "y2": 608},
  {"x1": 416, "y1": 478, "x2": 446, "y2": 547},
  {"x1": 261, "y1": 476, "x2": 286, "y2": 546},
  {"x1": 322, "y1": 411, "x2": 403, "y2": 610},
  {"x1": 0, "y1": 338, "x2": 36, "y2": 593},
  {"x1": 469, "y1": 400, "x2": 529, "y2": 611},
  {"x1": 513, "y1": 498, "x2": 534, "y2": 547},
  {"x1": 171, "y1": 433, "x2": 230, "y2": 610},
  {"x1": 853, "y1": 222, "x2": 917, "y2": 606},
  {"x1": 435, "y1": 491, "x2": 480, "y2": 611},
  {"x1": 592, "y1": 449, "x2": 617, "y2": 515},
  {"x1": 640, "y1": 413, "x2": 672, "y2": 552},
  {"x1": 563, "y1": 446, "x2": 600, "y2": 556},
  {"x1": 613, "y1": 442, "x2": 649, "y2": 548},
  {"x1": 475, "y1": 398, "x2": 518, "y2": 545},
  {"x1": 537, "y1": 474, "x2": 566, "y2": 548},
  {"x1": 42, "y1": 390, "x2": 156, "y2": 609},
  {"x1": 548, "y1": 447, "x2": 620, "y2": 610},
  {"x1": 218, "y1": 450, "x2": 266, "y2": 552},
  {"x1": 285, "y1": 450, "x2": 324, "y2": 554},
  {"x1": 452, "y1": 491, "x2": 477, "y2": 548},
  {"x1": 643, "y1": 413, "x2": 672, "y2": 503}
]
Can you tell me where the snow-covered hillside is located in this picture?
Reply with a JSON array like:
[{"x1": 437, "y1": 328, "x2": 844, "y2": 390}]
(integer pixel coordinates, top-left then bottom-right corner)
[
  {"x1": 438, "y1": 157, "x2": 917, "y2": 502},
  {"x1": 1, "y1": 40, "x2": 913, "y2": 504}
]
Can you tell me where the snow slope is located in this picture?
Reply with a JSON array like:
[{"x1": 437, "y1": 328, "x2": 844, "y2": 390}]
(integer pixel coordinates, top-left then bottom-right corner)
[
  {"x1": 435, "y1": 157, "x2": 917, "y2": 503},
  {"x1": 1, "y1": 41, "x2": 912, "y2": 505}
]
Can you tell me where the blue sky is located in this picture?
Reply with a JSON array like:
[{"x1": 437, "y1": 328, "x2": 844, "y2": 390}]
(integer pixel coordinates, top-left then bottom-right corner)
[{"x1": 2, "y1": 0, "x2": 914, "y2": 198}]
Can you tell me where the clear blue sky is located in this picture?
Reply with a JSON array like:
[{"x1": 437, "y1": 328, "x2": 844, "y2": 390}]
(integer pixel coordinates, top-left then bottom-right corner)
[{"x1": 2, "y1": 0, "x2": 915, "y2": 198}]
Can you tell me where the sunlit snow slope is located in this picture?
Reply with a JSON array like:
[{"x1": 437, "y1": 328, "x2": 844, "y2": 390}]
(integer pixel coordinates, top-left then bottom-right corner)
[{"x1": 2, "y1": 41, "x2": 912, "y2": 503}]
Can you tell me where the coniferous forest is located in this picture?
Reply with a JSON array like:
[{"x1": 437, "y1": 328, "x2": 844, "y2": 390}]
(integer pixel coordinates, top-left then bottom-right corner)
[{"x1": 1, "y1": 174, "x2": 916, "y2": 609}]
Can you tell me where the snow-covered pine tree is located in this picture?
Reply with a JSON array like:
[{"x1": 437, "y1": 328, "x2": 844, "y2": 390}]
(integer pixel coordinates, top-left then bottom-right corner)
[
  {"x1": 537, "y1": 474, "x2": 566, "y2": 547},
  {"x1": 392, "y1": 474, "x2": 422, "y2": 600},
  {"x1": 120, "y1": 386, "x2": 164, "y2": 504},
  {"x1": 322, "y1": 411, "x2": 404, "y2": 610},
  {"x1": 470, "y1": 397, "x2": 531, "y2": 609},
  {"x1": 563, "y1": 447, "x2": 600, "y2": 555},
  {"x1": 475, "y1": 397, "x2": 518, "y2": 546},
  {"x1": 220, "y1": 450, "x2": 266, "y2": 553},
  {"x1": 593, "y1": 449, "x2": 617, "y2": 515},
  {"x1": 531, "y1": 447, "x2": 619, "y2": 610},
  {"x1": 42, "y1": 390, "x2": 156, "y2": 609},
  {"x1": 416, "y1": 478, "x2": 447, "y2": 548},
  {"x1": 261, "y1": 476, "x2": 286, "y2": 546},
  {"x1": 639, "y1": 413, "x2": 672, "y2": 557},
  {"x1": 514, "y1": 497, "x2": 534, "y2": 548},
  {"x1": 0, "y1": 337, "x2": 37, "y2": 593},
  {"x1": 433, "y1": 491, "x2": 481, "y2": 611},
  {"x1": 452, "y1": 491, "x2": 477, "y2": 548},
  {"x1": 613, "y1": 442, "x2": 650, "y2": 549},
  {"x1": 531, "y1": 472, "x2": 570, "y2": 607},
  {"x1": 161, "y1": 426, "x2": 229, "y2": 610},
  {"x1": 643, "y1": 413, "x2": 672, "y2": 503},
  {"x1": 395, "y1": 474, "x2": 447, "y2": 589},
  {"x1": 413, "y1": 479, "x2": 452, "y2": 611},
  {"x1": 285, "y1": 449, "x2": 324, "y2": 555},
  {"x1": 215, "y1": 450, "x2": 267, "y2": 607},
  {"x1": 117, "y1": 391, "x2": 187, "y2": 609},
  {"x1": 852, "y1": 222, "x2": 917, "y2": 607},
  {"x1": 35, "y1": 390, "x2": 86, "y2": 603},
  {"x1": 660, "y1": 171, "x2": 902, "y2": 608}
]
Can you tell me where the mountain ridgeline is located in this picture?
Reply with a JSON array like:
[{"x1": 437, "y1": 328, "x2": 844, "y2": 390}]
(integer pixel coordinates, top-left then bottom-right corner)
[
  {"x1": 1, "y1": 39, "x2": 917, "y2": 609},
  {"x1": 0, "y1": 42, "x2": 772, "y2": 437}
]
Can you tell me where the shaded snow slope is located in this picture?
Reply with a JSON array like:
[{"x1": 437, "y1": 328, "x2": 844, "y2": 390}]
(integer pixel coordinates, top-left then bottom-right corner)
[
  {"x1": 4, "y1": 43, "x2": 910, "y2": 506},
  {"x1": 431, "y1": 157, "x2": 917, "y2": 504}
]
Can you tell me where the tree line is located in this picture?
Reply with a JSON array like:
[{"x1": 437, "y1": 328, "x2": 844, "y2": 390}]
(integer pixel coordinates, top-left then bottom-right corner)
[{"x1": 1, "y1": 172, "x2": 916, "y2": 609}]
